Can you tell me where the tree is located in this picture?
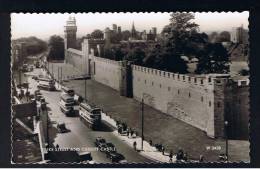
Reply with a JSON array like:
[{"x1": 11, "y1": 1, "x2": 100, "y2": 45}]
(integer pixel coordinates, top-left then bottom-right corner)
[
  {"x1": 195, "y1": 43, "x2": 230, "y2": 74},
  {"x1": 121, "y1": 30, "x2": 131, "y2": 41},
  {"x1": 124, "y1": 47, "x2": 145, "y2": 65},
  {"x1": 48, "y1": 35, "x2": 64, "y2": 61},
  {"x1": 218, "y1": 31, "x2": 231, "y2": 42},
  {"x1": 150, "y1": 12, "x2": 199, "y2": 73},
  {"x1": 90, "y1": 29, "x2": 104, "y2": 39},
  {"x1": 209, "y1": 32, "x2": 218, "y2": 43}
]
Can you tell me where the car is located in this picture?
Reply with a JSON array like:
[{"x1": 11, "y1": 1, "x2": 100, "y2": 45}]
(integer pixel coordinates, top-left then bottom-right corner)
[
  {"x1": 57, "y1": 123, "x2": 69, "y2": 133},
  {"x1": 106, "y1": 152, "x2": 125, "y2": 163},
  {"x1": 95, "y1": 137, "x2": 106, "y2": 147}
]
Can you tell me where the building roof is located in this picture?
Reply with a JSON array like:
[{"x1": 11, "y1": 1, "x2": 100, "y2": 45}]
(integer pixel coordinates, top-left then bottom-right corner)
[{"x1": 13, "y1": 101, "x2": 37, "y2": 118}]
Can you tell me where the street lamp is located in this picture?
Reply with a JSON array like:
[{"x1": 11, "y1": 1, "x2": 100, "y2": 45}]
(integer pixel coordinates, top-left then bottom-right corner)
[
  {"x1": 224, "y1": 120, "x2": 229, "y2": 161},
  {"x1": 141, "y1": 97, "x2": 144, "y2": 151}
]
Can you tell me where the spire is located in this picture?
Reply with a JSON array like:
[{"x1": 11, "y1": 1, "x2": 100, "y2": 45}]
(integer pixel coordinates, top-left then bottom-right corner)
[
  {"x1": 131, "y1": 21, "x2": 137, "y2": 39},
  {"x1": 132, "y1": 21, "x2": 136, "y2": 32}
]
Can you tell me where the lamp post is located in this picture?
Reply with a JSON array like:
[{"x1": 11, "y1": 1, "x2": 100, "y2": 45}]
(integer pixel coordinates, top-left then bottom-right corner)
[
  {"x1": 85, "y1": 78, "x2": 87, "y2": 101},
  {"x1": 141, "y1": 98, "x2": 144, "y2": 151},
  {"x1": 224, "y1": 120, "x2": 229, "y2": 161}
]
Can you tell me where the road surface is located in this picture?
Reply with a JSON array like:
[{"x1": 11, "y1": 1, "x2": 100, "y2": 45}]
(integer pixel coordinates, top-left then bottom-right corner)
[{"x1": 27, "y1": 68, "x2": 152, "y2": 163}]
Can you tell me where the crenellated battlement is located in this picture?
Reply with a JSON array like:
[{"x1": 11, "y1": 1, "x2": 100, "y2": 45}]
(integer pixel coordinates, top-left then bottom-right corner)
[
  {"x1": 92, "y1": 55, "x2": 123, "y2": 66},
  {"x1": 132, "y1": 65, "x2": 233, "y2": 87}
]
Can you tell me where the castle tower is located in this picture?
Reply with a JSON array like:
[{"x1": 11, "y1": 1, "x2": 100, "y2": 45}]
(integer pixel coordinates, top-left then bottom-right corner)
[
  {"x1": 64, "y1": 16, "x2": 77, "y2": 50},
  {"x1": 104, "y1": 27, "x2": 111, "y2": 47}
]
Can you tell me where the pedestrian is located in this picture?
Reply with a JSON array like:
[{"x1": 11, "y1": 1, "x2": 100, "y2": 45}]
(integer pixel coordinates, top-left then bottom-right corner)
[
  {"x1": 149, "y1": 140, "x2": 153, "y2": 146},
  {"x1": 169, "y1": 150, "x2": 173, "y2": 162},
  {"x1": 126, "y1": 128, "x2": 130, "y2": 138},
  {"x1": 133, "y1": 141, "x2": 137, "y2": 151},
  {"x1": 56, "y1": 144, "x2": 60, "y2": 149},
  {"x1": 161, "y1": 145, "x2": 165, "y2": 155},
  {"x1": 130, "y1": 130, "x2": 134, "y2": 138},
  {"x1": 199, "y1": 154, "x2": 204, "y2": 162},
  {"x1": 183, "y1": 152, "x2": 188, "y2": 161}
]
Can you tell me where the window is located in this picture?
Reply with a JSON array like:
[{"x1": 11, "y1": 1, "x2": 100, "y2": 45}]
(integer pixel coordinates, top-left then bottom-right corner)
[
  {"x1": 201, "y1": 80, "x2": 203, "y2": 85},
  {"x1": 208, "y1": 78, "x2": 211, "y2": 83},
  {"x1": 209, "y1": 101, "x2": 211, "y2": 107},
  {"x1": 201, "y1": 96, "x2": 203, "y2": 102},
  {"x1": 151, "y1": 81, "x2": 154, "y2": 86},
  {"x1": 178, "y1": 89, "x2": 180, "y2": 94},
  {"x1": 159, "y1": 84, "x2": 162, "y2": 88},
  {"x1": 144, "y1": 80, "x2": 146, "y2": 84},
  {"x1": 189, "y1": 92, "x2": 191, "y2": 98}
]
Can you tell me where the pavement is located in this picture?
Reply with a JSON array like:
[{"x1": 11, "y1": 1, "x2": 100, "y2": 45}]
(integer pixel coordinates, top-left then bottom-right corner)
[
  {"x1": 25, "y1": 67, "x2": 152, "y2": 163},
  {"x1": 47, "y1": 62, "x2": 250, "y2": 162}
]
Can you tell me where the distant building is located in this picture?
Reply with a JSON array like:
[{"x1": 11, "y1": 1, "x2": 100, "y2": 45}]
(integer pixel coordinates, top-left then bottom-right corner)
[
  {"x1": 230, "y1": 25, "x2": 249, "y2": 44},
  {"x1": 118, "y1": 26, "x2": 122, "y2": 34},
  {"x1": 112, "y1": 24, "x2": 118, "y2": 33}
]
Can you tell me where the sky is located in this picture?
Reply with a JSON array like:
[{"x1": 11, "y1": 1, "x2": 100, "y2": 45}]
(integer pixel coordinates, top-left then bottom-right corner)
[{"x1": 11, "y1": 12, "x2": 249, "y2": 40}]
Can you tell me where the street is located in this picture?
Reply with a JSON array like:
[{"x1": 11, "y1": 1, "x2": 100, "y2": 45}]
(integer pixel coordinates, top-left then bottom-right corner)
[{"x1": 27, "y1": 68, "x2": 152, "y2": 163}]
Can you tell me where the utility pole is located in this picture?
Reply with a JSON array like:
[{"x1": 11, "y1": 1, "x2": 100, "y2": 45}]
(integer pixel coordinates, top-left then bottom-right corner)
[
  {"x1": 141, "y1": 98, "x2": 144, "y2": 151},
  {"x1": 57, "y1": 67, "x2": 60, "y2": 89},
  {"x1": 84, "y1": 78, "x2": 87, "y2": 101},
  {"x1": 51, "y1": 63, "x2": 54, "y2": 78},
  {"x1": 225, "y1": 121, "x2": 229, "y2": 161},
  {"x1": 61, "y1": 66, "x2": 63, "y2": 84}
]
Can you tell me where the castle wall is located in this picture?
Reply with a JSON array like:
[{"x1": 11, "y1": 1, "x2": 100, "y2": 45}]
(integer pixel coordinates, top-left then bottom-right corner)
[
  {"x1": 131, "y1": 65, "x2": 225, "y2": 137},
  {"x1": 91, "y1": 55, "x2": 123, "y2": 91},
  {"x1": 66, "y1": 48, "x2": 88, "y2": 74}
]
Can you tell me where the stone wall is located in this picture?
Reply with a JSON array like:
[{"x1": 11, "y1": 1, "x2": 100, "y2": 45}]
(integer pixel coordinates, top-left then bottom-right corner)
[
  {"x1": 91, "y1": 55, "x2": 123, "y2": 91},
  {"x1": 65, "y1": 48, "x2": 88, "y2": 74},
  {"x1": 131, "y1": 65, "x2": 231, "y2": 138}
]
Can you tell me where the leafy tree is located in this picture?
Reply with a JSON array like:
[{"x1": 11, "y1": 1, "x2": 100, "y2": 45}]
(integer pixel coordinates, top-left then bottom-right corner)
[
  {"x1": 124, "y1": 47, "x2": 145, "y2": 65},
  {"x1": 208, "y1": 32, "x2": 219, "y2": 43},
  {"x1": 195, "y1": 43, "x2": 230, "y2": 74},
  {"x1": 14, "y1": 36, "x2": 47, "y2": 56},
  {"x1": 90, "y1": 29, "x2": 104, "y2": 39},
  {"x1": 48, "y1": 35, "x2": 64, "y2": 61},
  {"x1": 217, "y1": 31, "x2": 231, "y2": 42},
  {"x1": 121, "y1": 30, "x2": 131, "y2": 41},
  {"x1": 149, "y1": 12, "x2": 199, "y2": 73}
]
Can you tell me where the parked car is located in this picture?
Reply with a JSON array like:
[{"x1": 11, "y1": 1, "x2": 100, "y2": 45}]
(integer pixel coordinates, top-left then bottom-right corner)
[
  {"x1": 106, "y1": 152, "x2": 126, "y2": 163},
  {"x1": 95, "y1": 137, "x2": 107, "y2": 151},
  {"x1": 95, "y1": 137, "x2": 106, "y2": 146},
  {"x1": 57, "y1": 123, "x2": 69, "y2": 133}
]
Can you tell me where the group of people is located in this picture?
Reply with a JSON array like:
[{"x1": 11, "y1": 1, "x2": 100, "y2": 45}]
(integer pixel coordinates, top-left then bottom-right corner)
[{"x1": 115, "y1": 120, "x2": 206, "y2": 163}]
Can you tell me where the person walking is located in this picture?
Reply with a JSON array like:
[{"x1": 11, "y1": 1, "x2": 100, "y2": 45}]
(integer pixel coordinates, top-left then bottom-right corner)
[
  {"x1": 161, "y1": 146, "x2": 165, "y2": 155},
  {"x1": 199, "y1": 155, "x2": 204, "y2": 162},
  {"x1": 169, "y1": 150, "x2": 173, "y2": 162},
  {"x1": 133, "y1": 141, "x2": 137, "y2": 151}
]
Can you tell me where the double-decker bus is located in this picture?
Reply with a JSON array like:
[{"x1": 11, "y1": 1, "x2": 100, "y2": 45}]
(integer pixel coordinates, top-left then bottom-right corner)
[
  {"x1": 37, "y1": 78, "x2": 55, "y2": 91},
  {"x1": 59, "y1": 93, "x2": 75, "y2": 116},
  {"x1": 79, "y1": 102, "x2": 102, "y2": 130}
]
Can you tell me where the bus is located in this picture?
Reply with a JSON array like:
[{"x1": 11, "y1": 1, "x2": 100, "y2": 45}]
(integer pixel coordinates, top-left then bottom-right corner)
[
  {"x1": 37, "y1": 78, "x2": 55, "y2": 91},
  {"x1": 59, "y1": 93, "x2": 75, "y2": 116},
  {"x1": 79, "y1": 102, "x2": 102, "y2": 130}
]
